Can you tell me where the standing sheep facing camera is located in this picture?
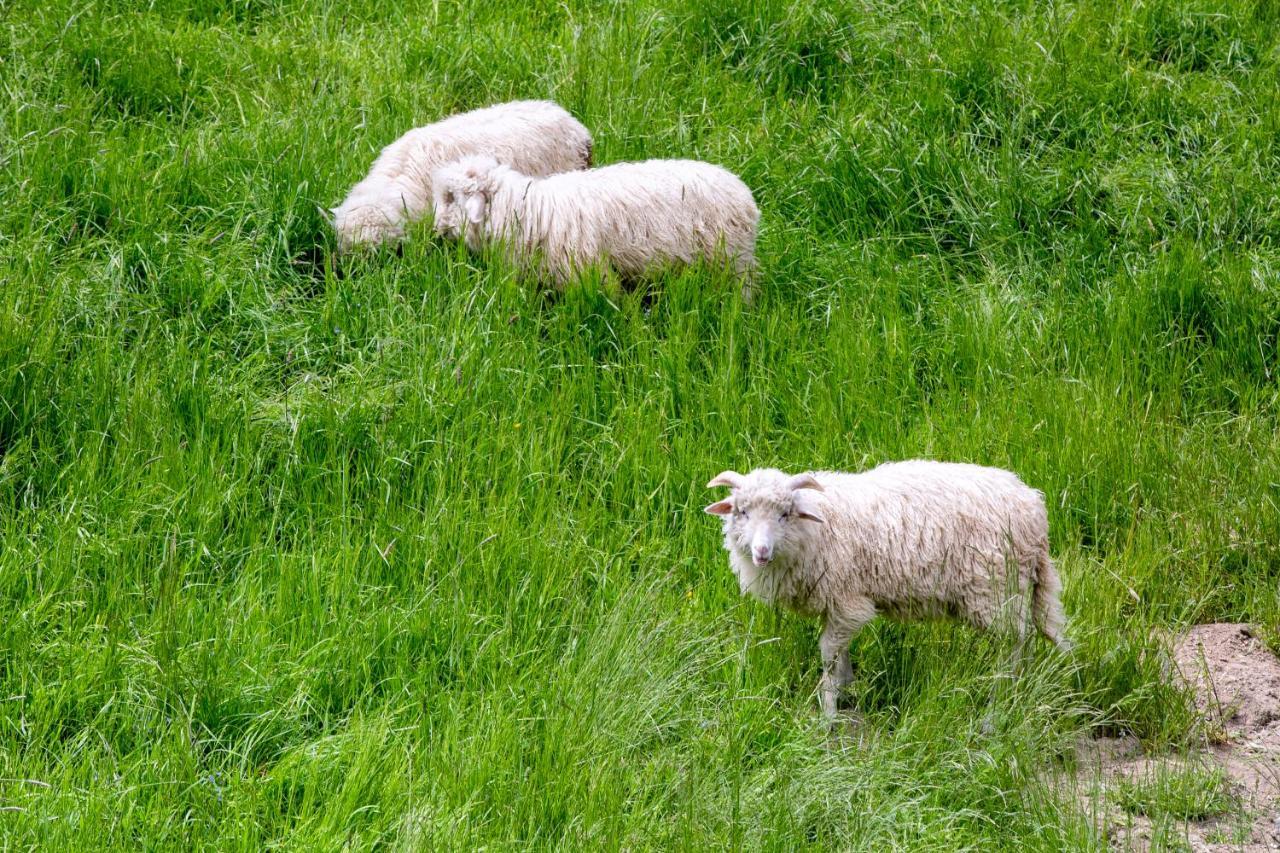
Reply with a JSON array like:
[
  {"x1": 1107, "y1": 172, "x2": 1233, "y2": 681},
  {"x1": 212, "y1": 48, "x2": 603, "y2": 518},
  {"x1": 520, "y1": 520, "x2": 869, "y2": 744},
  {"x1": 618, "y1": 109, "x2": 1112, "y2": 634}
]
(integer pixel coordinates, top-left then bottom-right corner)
[
  {"x1": 331, "y1": 100, "x2": 592, "y2": 251},
  {"x1": 431, "y1": 155, "x2": 759, "y2": 294},
  {"x1": 704, "y1": 461, "x2": 1070, "y2": 719}
]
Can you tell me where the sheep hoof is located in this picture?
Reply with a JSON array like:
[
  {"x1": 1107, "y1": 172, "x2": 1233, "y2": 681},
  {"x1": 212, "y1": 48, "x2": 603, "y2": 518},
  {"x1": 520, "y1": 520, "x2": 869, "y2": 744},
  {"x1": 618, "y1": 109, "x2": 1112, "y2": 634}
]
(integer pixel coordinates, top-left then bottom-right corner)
[{"x1": 824, "y1": 710, "x2": 865, "y2": 747}]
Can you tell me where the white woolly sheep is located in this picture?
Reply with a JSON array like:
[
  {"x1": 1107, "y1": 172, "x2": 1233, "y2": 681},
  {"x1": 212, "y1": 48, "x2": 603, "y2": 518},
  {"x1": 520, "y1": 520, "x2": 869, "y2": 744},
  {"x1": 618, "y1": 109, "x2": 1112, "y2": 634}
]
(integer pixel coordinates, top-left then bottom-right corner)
[
  {"x1": 331, "y1": 100, "x2": 592, "y2": 251},
  {"x1": 431, "y1": 154, "x2": 759, "y2": 293},
  {"x1": 704, "y1": 461, "x2": 1070, "y2": 719}
]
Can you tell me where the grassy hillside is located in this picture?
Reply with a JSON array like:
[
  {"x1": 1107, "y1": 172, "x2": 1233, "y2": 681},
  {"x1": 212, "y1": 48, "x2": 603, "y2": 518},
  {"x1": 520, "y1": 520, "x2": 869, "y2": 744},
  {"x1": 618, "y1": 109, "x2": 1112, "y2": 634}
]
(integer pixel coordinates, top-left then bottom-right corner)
[{"x1": 2, "y1": 0, "x2": 1278, "y2": 847}]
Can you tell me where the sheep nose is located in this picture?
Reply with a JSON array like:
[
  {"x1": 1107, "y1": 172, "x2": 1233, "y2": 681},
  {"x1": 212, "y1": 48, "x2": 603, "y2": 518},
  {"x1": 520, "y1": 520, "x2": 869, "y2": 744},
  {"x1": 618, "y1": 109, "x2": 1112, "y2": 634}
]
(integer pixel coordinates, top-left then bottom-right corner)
[{"x1": 752, "y1": 545, "x2": 772, "y2": 566}]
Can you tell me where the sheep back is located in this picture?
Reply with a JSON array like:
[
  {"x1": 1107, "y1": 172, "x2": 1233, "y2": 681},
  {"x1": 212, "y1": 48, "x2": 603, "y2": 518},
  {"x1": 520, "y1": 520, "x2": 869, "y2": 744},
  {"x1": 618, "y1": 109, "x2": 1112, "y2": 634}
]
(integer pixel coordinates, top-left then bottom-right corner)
[
  {"x1": 487, "y1": 159, "x2": 759, "y2": 283},
  {"x1": 333, "y1": 100, "x2": 591, "y2": 250}
]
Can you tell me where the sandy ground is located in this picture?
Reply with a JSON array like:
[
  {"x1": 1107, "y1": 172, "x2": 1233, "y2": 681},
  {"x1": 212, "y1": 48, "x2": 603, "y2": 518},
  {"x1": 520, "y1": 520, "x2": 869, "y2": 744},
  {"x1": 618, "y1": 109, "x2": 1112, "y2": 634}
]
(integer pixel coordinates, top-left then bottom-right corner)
[{"x1": 1074, "y1": 624, "x2": 1280, "y2": 851}]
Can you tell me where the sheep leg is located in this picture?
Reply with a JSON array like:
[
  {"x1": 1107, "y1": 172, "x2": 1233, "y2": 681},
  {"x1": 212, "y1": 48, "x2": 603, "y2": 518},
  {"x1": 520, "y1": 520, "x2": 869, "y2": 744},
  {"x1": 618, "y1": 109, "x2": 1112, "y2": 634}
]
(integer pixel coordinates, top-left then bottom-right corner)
[
  {"x1": 736, "y1": 254, "x2": 758, "y2": 305},
  {"x1": 818, "y1": 605, "x2": 872, "y2": 719},
  {"x1": 977, "y1": 591, "x2": 1033, "y2": 734}
]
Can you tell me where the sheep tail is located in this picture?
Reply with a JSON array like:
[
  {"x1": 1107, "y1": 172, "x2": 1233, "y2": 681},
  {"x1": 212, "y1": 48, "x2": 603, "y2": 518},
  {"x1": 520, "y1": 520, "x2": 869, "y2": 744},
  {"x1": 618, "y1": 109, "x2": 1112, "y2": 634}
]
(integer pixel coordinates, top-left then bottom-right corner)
[{"x1": 1032, "y1": 551, "x2": 1071, "y2": 651}]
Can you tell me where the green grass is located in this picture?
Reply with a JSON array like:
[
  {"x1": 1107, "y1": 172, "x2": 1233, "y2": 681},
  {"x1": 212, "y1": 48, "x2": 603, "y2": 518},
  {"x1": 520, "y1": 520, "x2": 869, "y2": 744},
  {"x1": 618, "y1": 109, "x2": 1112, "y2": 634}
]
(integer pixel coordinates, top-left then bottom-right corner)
[
  {"x1": 2, "y1": 0, "x2": 1279, "y2": 847},
  {"x1": 1109, "y1": 762, "x2": 1241, "y2": 851},
  {"x1": 1113, "y1": 763, "x2": 1236, "y2": 822}
]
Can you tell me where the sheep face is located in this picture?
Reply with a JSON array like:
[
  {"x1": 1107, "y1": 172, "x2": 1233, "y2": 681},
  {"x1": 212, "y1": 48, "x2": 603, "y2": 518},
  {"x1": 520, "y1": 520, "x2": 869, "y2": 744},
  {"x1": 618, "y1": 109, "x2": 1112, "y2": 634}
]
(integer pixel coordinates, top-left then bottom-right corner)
[
  {"x1": 705, "y1": 469, "x2": 825, "y2": 567},
  {"x1": 431, "y1": 155, "x2": 499, "y2": 249}
]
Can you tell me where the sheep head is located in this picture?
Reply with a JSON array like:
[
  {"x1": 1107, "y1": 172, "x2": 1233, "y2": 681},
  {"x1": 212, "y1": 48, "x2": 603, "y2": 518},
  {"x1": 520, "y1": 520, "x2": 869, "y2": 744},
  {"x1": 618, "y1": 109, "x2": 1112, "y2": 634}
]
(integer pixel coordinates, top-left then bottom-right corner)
[
  {"x1": 431, "y1": 155, "x2": 500, "y2": 248},
  {"x1": 705, "y1": 468, "x2": 825, "y2": 567}
]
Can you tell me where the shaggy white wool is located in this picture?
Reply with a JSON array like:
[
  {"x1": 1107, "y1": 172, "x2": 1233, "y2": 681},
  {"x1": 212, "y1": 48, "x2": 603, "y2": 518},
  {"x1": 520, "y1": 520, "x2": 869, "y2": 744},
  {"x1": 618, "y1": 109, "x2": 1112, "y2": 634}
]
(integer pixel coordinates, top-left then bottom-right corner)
[
  {"x1": 705, "y1": 461, "x2": 1070, "y2": 718},
  {"x1": 431, "y1": 154, "x2": 759, "y2": 291},
  {"x1": 331, "y1": 100, "x2": 592, "y2": 251}
]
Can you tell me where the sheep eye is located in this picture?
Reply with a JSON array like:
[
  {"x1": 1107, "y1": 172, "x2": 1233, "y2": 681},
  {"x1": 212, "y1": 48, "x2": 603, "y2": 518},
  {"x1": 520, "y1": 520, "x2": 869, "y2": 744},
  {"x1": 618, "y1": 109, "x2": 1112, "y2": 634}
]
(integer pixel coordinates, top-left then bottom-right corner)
[{"x1": 780, "y1": 511, "x2": 790, "y2": 521}]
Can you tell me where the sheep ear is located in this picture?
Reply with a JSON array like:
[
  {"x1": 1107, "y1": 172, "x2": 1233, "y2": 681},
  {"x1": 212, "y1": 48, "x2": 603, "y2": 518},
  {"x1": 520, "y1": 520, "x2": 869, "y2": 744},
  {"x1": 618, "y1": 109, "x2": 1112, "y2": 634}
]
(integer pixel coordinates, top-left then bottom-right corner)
[
  {"x1": 704, "y1": 500, "x2": 733, "y2": 516},
  {"x1": 464, "y1": 194, "x2": 486, "y2": 225},
  {"x1": 787, "y1": 473, "x2": 824, "y2": 492},
  {"x1": 706, "y1": 470, "x2": 744, "y2": 489},
  {"x1": 793, "y1": 490, "x2": 825, "y2": 524}
]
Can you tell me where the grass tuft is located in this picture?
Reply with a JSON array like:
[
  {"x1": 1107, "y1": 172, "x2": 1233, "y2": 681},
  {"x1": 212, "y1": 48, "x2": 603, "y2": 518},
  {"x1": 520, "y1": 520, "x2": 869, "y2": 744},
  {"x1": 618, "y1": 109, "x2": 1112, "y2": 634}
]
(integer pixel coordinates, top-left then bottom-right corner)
[{"x1": 1113, "y1": 763, "x2": 1237, "y2": 822}]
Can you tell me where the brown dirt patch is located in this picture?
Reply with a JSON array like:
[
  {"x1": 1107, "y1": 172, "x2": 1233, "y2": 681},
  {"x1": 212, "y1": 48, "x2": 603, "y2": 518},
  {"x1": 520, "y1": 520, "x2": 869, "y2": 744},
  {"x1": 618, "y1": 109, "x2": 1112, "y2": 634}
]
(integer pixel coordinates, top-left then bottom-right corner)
[
  {"x1": 1074, "y1": 624, "x2": 1280, "y2": 851},
  {"x1": 1175, "y1": 623, "x2": 1280, "y2": 739}
]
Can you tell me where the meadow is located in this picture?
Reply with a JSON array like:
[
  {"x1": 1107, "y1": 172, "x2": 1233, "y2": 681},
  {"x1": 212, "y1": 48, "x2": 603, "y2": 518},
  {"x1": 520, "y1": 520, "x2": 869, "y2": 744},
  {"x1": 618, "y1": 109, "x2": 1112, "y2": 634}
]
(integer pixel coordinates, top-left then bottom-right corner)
[{"x1": 2, "y1": 0, "x2": 1279, "y2": 847}]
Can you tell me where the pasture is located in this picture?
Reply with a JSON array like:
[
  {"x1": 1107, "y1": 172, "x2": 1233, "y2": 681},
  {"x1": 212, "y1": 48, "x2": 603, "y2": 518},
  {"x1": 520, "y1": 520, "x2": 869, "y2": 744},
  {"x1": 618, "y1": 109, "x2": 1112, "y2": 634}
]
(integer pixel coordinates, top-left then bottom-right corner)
[{"x1": 2, "y1": 0, "x2": 1278, "y2": 846}]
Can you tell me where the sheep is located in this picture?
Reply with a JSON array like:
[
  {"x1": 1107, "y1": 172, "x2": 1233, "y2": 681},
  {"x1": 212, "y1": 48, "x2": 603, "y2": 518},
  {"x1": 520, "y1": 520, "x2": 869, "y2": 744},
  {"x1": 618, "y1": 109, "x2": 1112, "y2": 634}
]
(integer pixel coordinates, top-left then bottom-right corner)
[
  {"x1": 704, "y1": 461, "x2": 1070, "y2": 719},
  {"x1": 331, "y1": 100, "x2": 592, "y2": 251},
  {"x1": 430, "y1": 154, "x2": 759, "y2": 294}
]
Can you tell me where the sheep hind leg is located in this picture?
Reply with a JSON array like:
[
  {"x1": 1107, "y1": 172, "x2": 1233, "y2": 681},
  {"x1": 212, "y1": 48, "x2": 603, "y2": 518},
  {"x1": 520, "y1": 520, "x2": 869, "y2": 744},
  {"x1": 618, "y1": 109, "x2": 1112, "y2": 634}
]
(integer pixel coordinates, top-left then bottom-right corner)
[
  {"x1": 970, "y1": 593, "x2": 1040, "y2": 735},
  {"x1": 736, "y1": 256, "x2": 758, "y2": 305}
]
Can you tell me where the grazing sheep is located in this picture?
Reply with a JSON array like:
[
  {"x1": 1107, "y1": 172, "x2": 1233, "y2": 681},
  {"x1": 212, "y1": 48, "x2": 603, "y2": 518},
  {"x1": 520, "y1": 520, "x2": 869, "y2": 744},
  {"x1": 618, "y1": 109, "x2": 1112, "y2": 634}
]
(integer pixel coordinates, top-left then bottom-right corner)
[
  {"x1": 431, "y1": 154, "x2": 759, "y2": 293},
  {"x1": 704, "y1": 461, "x2": 1070, "y2": 719},
  {"x1": 331, "y1": 100, "x2": 592, "y2": 251}
]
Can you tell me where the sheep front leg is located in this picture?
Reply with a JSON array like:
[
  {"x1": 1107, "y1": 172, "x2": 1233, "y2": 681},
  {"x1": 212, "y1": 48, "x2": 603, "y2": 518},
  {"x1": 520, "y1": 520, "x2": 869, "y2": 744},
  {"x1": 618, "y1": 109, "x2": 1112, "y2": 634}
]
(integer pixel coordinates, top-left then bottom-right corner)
[{"x1": 818, "y1": 607, "x2": 870, "y2": 719}]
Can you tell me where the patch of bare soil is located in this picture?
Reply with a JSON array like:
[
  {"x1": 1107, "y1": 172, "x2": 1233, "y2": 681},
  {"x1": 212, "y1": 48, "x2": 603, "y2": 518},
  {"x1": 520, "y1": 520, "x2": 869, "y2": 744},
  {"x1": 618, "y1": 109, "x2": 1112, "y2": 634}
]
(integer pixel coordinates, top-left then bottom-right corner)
[{"x1": 1076, "y1": 624, "x2": 1280, "y2": 851}]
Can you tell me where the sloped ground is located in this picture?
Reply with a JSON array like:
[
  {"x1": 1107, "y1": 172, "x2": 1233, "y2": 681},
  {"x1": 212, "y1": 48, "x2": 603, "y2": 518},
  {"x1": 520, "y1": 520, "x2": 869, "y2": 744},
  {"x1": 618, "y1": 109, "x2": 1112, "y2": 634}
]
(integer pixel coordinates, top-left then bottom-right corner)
[
  {"x1": 1078, "y1": 625, "x2": 1280, "y2": 851},
  {"x1": 7, "y1": 0, "x2": 1280, "y2": 846}
]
